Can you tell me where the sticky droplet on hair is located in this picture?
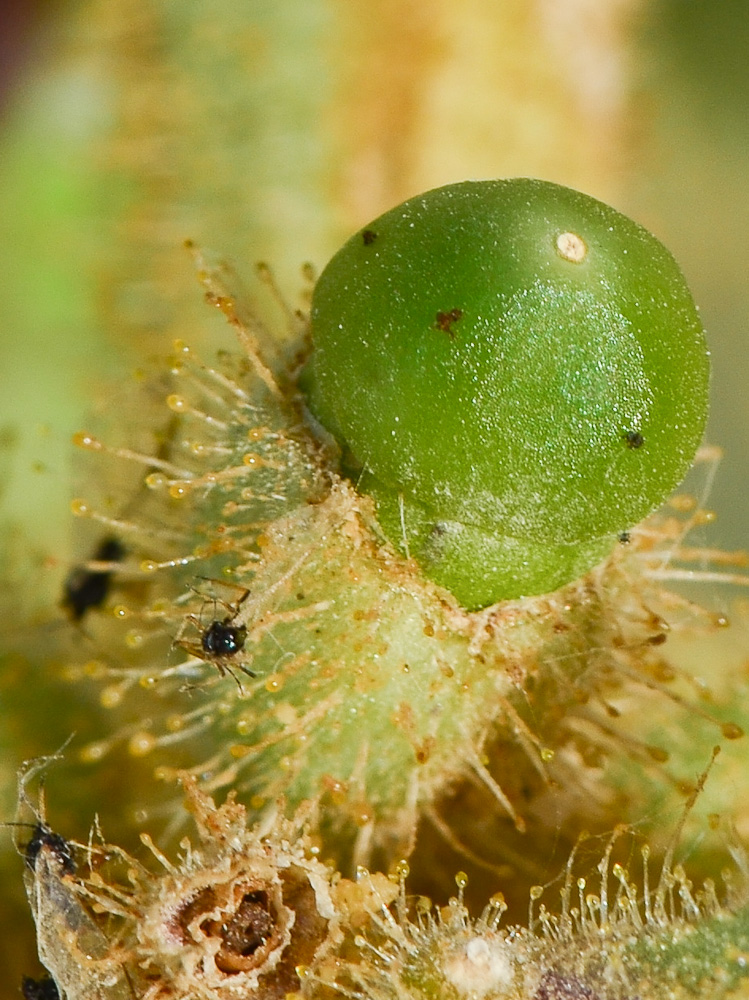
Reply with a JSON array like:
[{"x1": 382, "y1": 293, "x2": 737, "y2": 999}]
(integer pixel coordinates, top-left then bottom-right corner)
[
  {"x1": 128, "y1": 731, "x2": 157, "y2": 757},
  {"x1": 166, "y1": 394, "x2": 187, "y2": 412},
  {"x1": 72, "y1": 431, "x2": 102, "y2": 450},
  {"x1": 722, "y1": 722, "x2": 744, "y2": 741}
]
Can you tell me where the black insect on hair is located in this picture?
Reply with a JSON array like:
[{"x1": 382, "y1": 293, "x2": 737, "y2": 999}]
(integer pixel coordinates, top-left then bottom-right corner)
[
  {"x1": 62, "y1": 536, "x2": 125, "y2": 621},
  {"x1": 623, "y1": 430, "x2": 645, "y2": 450},
  {"x1": 24, "y1": 821, "x2": 75, "y2": 876},
  {"x1": 21, "y1": 975, "x2": 60, "y2": 1000},
  {"x1": 201, "y1": 618, "x2": 248, "y2": 659},
  {"x1": 175, "y1": 585, "x2": 256, "y2": 692}
]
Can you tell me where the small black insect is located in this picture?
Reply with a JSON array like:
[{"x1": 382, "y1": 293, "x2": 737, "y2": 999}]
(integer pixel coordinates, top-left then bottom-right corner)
[
  {"x1": 22, "y1": 975, "x2": 61, "y2": 1000},
  {"x1": 618, "y1": 531, "x2": 631, "y2": 544},
  {"x1": 201, "y1": 618, "x2": 248, "y2": 658},
  {"x1": 623, "y1": 430, "x2": 645, "y2": 450},
  {"x1": 24, "y1": 821, "x2": 75, "y2": 875},
  {"x1": 362, "y1": 228, "x2": 378, "y2": 245},
  {"x1": 176, "y1": 586, "x2": 256, "y2": 691},
  {"x1": 62, "y1": 536, "x2": 125, "y2": 621}
]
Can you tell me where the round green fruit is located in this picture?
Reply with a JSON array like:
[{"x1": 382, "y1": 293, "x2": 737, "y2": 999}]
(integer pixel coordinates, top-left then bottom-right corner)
[{"x1": 305, "y1": 178, "x2": 709, "y2": 608}]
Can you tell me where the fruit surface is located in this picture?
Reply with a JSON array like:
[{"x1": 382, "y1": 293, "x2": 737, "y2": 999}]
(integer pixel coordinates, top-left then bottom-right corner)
[{"x1": 307, "y1": 178, "x2": 710, "y2": 606}]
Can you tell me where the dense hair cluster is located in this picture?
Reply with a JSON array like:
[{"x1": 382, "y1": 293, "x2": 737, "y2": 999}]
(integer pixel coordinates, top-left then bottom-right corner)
[
  {"x1": 21, "y1": 236, "x2": 749, "y2": 998},
  {"x1": 50, "y1": 251, "x2": 747, "y2": 883},
  {"x1": 21, "y1": 768, "x2": 749, "y2": 1000}
]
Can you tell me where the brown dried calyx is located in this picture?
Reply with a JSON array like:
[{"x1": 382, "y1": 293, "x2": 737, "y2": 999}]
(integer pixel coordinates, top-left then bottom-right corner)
[
  {"x1": 132, "y1": 780, "x2": 337, "y2": 998},
  {"x1": 26, "y1": 773, "x2": 340, "y2": 1000},
  {"x1": 207, "y1": 889, "x2": 276, "y2": 972},
  {"x1": 164, "y1": 864, "x2": 328, "y2": 991},
  {"x1": 170, "y1": 884, "x2": 280, "y2": 974}
]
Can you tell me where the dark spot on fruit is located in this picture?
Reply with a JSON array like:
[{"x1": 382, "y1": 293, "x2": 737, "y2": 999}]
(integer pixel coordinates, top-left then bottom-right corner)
[
  {"x1": 623, "y1": 430, "x2": 644, "y2": 449},
  {"x1": 434, "y1": 308, "x2": 463, "y2": 339}
]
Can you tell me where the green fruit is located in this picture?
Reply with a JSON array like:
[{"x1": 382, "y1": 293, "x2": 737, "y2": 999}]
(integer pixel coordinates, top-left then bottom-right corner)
[{"x1": 305, "y1": 178, "x2": 709, "y2": 608}]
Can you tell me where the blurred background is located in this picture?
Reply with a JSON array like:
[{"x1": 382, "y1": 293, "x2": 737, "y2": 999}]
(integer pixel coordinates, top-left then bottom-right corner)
[{"x1": 0, "y1": 0, "x2": 747, "y2": 988}]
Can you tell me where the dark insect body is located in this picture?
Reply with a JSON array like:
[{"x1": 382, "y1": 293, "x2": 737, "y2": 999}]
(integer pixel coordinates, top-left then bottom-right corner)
[
  {"x1": 24, "y1": 821, "x2": 75, "y2": 875},
  {"x1": 201, "y1": 618, "x2": 248, "y2": 658},
  {"x1": 21, "y1": 976, "x2": 61, "y2": 1000},
  {"x1": 176, "y1": 586, "x2": 256, "y2": 691},
  {"x1": 62, "y1": 536, "x2": 125, "y2": 620}
]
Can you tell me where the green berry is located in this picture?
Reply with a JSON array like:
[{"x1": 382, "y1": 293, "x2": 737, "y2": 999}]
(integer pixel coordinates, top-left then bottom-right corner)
[{"x1": 306, "y1": 178, "x2": 710, "y2": 608}]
